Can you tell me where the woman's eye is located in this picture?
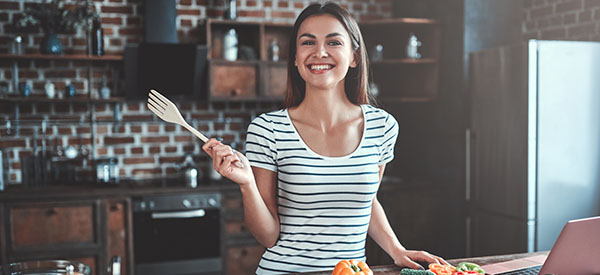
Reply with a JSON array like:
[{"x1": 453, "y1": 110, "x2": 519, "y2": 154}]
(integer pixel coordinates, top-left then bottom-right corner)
[
  {"x1": 328, "y1": 41, "x2": 342, "y2": 46},
  {"x1": 301, "y1": 40, "x2": 315, "y2": 45}
]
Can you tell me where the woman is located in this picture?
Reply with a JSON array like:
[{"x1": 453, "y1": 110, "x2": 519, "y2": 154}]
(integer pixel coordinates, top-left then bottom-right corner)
[{"x1": 202, "y1": 2, "x2": 448, "y2": 274}]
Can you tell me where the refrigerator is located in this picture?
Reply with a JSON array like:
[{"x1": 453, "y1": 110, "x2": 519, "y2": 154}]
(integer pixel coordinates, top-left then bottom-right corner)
[{"x1": 467, "y1": 40, "x2": 600, "y2": 256}]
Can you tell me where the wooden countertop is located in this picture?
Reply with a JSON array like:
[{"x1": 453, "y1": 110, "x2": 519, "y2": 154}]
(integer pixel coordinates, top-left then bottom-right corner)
[{"x1": 289, "y1": 251, "x2": 549, "y2": 274}]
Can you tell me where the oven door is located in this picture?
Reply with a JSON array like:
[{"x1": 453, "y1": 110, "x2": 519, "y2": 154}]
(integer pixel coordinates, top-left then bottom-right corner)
[{"x1": 133, "y1": 208, "x2": 221, "y2": 275}]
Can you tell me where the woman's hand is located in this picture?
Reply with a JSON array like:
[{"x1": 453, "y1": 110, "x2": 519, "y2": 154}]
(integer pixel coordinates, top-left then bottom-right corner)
[
  {"x1": 202, "y1": 138, "x2": 253, "y2": 186},
  {"x1": 392, "y1": 248, "x2": 450, "y2": 270}
]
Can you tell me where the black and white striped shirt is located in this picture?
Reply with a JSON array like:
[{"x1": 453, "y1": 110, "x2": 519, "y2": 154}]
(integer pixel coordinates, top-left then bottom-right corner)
[{"x1": 245, "y1": 104, "x2": 399, "y2": 274}]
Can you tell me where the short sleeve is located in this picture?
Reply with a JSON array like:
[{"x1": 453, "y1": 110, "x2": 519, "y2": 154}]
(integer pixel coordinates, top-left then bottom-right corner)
[
  {"x1": 379, "y1": 112, "x2": 399, "y2": 165},
  {"x1": 245, "y1": 114, "x2": 278, "y2": 172}
]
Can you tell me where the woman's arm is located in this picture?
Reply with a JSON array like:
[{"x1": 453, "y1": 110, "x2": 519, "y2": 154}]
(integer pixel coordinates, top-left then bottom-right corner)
[
  {"x1": 368, "y1": 164, "x2": 449, "y2": 269},
  {"x1": 202, "y1": 138, "x2": 280, "y2": 247},
  {"x1": 241, "y1": 166, "x2": 280, "y2": 247}
]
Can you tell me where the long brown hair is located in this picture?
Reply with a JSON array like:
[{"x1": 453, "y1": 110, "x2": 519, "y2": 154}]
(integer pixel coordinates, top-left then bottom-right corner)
[{"x1": 283, "y1": 2, "x2": 374, "y2": 108}]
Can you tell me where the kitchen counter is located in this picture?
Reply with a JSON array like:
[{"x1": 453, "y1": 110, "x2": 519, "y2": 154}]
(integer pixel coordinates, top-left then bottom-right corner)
[
  {"x1": 0, "y1": 178, "x2": 239, "y2": 201},
  {"x1": 289, "y1": 251, "x2": 549, "y2": 274}
]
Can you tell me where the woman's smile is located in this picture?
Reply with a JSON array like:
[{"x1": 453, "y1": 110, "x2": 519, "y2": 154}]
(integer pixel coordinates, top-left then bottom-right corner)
[{"x1": 307, "y1": 63, "x2": 336, "y2": 73}]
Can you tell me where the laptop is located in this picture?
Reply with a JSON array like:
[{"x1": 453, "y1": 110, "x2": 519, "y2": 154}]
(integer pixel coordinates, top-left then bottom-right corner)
[{"x1": 481, "y1": 216, "x2": 600, "y2": 275}]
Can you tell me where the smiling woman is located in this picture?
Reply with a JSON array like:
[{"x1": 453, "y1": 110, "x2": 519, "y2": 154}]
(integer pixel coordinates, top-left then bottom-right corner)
[{"x1": 201, "y1": 2, "x2": 447, "y2": 274}]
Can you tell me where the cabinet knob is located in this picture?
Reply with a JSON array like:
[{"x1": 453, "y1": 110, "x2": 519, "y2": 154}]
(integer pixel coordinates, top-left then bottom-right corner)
[
  {"x1": 110, "y1": 204, "x2": 120, "y2": 211},
  {"x1": 46, "y1": 208, "x2": 57, "y2": 216},
  {"x1": 230, "y1": 89, "x2": 239, "y2": 97}
]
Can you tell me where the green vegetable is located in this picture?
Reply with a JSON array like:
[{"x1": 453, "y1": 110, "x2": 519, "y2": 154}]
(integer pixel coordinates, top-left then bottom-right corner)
[
  {"x1": 401, "y1": 268, "x2": 436, "y2": 275},
  {"x1": 456, "y1": 262, "x2": 485, "y2": 274}
]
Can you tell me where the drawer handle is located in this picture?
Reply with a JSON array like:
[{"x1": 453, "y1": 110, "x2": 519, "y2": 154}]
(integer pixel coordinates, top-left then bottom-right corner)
[
  {"x1": 46, "y1": 208, "x2": 57, "y2": 216},
  {"x1": 110, "y1": 204, "x2": 120, "y2": 211},
  {"x1": 230, "y1": 89, "x2": 238, "y2": 97}
]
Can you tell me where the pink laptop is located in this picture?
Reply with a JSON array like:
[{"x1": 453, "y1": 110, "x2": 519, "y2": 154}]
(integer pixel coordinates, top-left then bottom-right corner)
[{"x1": 482, "y1": 216, "x2": 600, "y2": 275}]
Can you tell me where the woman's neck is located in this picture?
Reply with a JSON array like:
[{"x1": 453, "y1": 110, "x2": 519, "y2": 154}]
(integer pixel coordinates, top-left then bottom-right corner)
[{"x1": 292, "y1": 83, "x2": 359, "y2": 131}]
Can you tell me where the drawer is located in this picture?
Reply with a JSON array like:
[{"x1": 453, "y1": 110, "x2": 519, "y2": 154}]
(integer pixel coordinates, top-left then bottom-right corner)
[
  {"x1": 9, "y1": 201, "x2": 98, "y2": 249},
  {"x1": 209, "y1": 61, "x2": 258, "y2": 100},
  {"x1": 226, "y1": 244, "x2": 265, "y2": 275},
  {"x1": 263, "y1": 62, "x2": 287, "y2": 99}
]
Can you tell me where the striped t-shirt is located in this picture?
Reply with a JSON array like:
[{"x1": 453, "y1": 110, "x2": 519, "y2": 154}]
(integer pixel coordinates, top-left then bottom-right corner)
[{"x1": 245, "y1": 104, "x2": 399, "y2": 274}]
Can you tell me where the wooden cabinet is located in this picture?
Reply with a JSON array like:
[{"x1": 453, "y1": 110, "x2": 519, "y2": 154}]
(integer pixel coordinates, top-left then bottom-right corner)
[
  {"x1": 221, "y1": 187, "x2": 264, "y2": 275},
  {"x1": 360, "y1": 18, "x2": 441, "y2": 102},
  {"x1": 202, "y1": 19, "x2": 292, "y2": 101},
  {"x1": 0, "y1": 197, "x2": 132, "y2": 275}
]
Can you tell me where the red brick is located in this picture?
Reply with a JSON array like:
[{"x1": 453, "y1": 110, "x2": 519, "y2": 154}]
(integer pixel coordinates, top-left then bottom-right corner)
[
  {"x1": 159, "y1": 156, "x2": 181, "y2": 163},
  {"x1": 579, "y1": 10, "x2": 592, "y2": 21},
  {"x1": 149, "y1": 146, "x2": 161, "y2": 153},
  {"x1": 175, "y1": 136, "x2": 194, "y2": 142},
  {"x1": 101, "y1": 6, "x2": 133, "y2": 14},
  {"x1": 165, "y1": 125, "x2": 176, "y2": 132},
  {"x1": 131, "y1": 147, "x2": 144, "y2": 154},
  {"x1": 104, "y1": 137, "x2": 134, "y2": 145},
  {"x1": 181, "y1": 19, "x2": 193, "y2": 27},
  {"x1": 109, "y1": 0, "x2": 123, "y2": 2},
  {"x1": 122, "y1": 114, "x2": 153, "y2": 120},
  {"x1": 263, "y1": 0, "x2": 272, "y2": 7},
  {"x1": 278, "y1": 1, "x2": 288, "y2": 8},
  {"x1": 183, "y1": 144, "x2": 196, "y2": 152},
  {"x1": 114, "y1": 148, "x2": 126, "y2": 154},
  {"x1": 246, "y1": 0, "x2": 257, "y2": 7},
  {"x1": 568, "y1": 22, "x2": 596, "y2": 37},
  {"x1": 0, "y1": 1, "x2": 19, "y2": 10},
  {"x1": 123, "y1": 157, "x2": 154, "y2": 164},
  {"x1": 118, "y1": 27, "x2": 141, "y2": 35},
  {"x1": 206, "y1": 8, "x2": 223, "y2": 17},
  {"x1": 177, "y1": 9, "x2": 201, "y2": 15},
  {"x1": 585, "y1": 0, "x2": 600, "y2": 8},
  {"x1": 45, "y1": 70, "x2": 77, "y2": 78},
  {"x1": 130, "y1": 125, "x2": 142, "y2": 133},
  {"x1": 0, "y1": 140, "x2": 26, "y2": 147},
  {"x1": 101, "y1": 17, "x2": 123, "y2": 25},
  {"x1": 238, "y1": 10, "x2": 266, "y2": 17},
  {"x1": 132, "y1": 168, "x2": 161, "y2": 175},
  {"x1": 18, "y1": 71, "x2": 39, "y2": 78},
  {"x1": 104, "y1": 28, "x2": 115, "y2": 36},
  {"x1": 96, "y1": 126, "x2": 109, "y2": 134},
  {"x1": 165, "y1": 146, "x2": 177, "y2": 153},
  {"x1": 271, "y1": 11, "x2": 296, "y2": 18},
  {"x1": 77, "y1": 127, "x2": 91, "y2": 134},
  {"x1": 58, "y1": 127, "x2": 73, "y2": 135},
  {"x1": 109, "y1": 38, "x2": 123, "y2": 46},
  {"x1": 141, "y1": 136, "x2": 169, "y2": 143},
  {"x1": 147, "y1": 125, "x2": 159, "y2": 132},
  {"x1": 294, "y1": 2, "x2": 303, "y2": 9},
  {"x1": 531, "y1": 6, "x2": 554, "y2": 18},
  {"x1": 197, "y1": 0, "x2": 207, "y2": 5},
  {"x1": 556, "y1": 0, "x2": 582, "y2": 13},
  {"x1": 180, "y1": 0, "x2": 192, "y2": 5}
]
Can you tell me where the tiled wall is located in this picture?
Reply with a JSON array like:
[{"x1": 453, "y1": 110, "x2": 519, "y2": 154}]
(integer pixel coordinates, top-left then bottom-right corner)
[
  {"x1": 0, "y1": 0, "x2": 392, "y2": 185},
  {"x1": 522, "y1": 0, "x2": 600, "y2": 40}
]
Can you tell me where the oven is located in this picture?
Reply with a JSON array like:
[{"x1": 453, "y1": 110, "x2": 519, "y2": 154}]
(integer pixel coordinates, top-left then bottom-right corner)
[{"x1": 132, "y1": 193, "x2": 222, "y2": 275}]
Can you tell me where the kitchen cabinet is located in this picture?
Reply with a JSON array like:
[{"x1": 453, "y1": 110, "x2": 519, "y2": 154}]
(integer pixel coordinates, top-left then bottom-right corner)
[
  {"x1": 0, "y1": 197, "x2": 133, "y2": 275},
  {"x1": 360, "y1": 18, "x2": 441, "y2": 102},
  {"x1": 221, "y1": 186, "x2": 264, "y2": 275},
  {"x1": 201, "y1": 19, "x2": 292, "y2": 101}
]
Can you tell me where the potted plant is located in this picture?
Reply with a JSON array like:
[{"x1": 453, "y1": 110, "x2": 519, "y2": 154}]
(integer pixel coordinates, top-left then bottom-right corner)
[{"x1": 10, "y1": 0, "x2": 98, "y2": 55}]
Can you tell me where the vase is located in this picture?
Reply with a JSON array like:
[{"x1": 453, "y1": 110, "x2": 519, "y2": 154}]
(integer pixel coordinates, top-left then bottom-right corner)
[{"x1": 40, "y1": 31, "x2": 63, "y2": 55}]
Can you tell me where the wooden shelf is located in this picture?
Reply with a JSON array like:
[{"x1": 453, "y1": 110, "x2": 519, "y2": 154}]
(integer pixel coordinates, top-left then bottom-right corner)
[
  {"x1": 0, "y1": 53, "x2": 123, "y2": 62},
  {"x1": 360, "y1": 17, "x2": 438, "y2": 25},
  {"x1": 0, "y1": 96, "x2": 125, "y2": 103},
  {"x1": 371, "y1": 58, "x2": 437, "y2": 65}
]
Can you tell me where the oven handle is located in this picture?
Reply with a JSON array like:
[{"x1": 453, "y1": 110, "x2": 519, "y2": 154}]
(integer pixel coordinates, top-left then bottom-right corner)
[{"x1": 151, "y1": 209, "x2": 206, "y2": 219}]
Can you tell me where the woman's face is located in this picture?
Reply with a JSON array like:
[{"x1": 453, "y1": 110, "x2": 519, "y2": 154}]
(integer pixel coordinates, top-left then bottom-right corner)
[{"x1": 295, "y1": 14, "x2": 357, "y2": 90}]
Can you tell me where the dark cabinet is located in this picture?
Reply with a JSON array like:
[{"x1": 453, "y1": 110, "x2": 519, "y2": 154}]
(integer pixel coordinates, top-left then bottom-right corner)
[{"x1": 0, "y1": 197, "x2": 132, "y2": 275}]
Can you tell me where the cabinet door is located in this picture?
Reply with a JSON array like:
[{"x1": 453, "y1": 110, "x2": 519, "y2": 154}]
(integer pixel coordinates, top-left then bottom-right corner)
[
  {"x1": 225, "y1": 244, "x2": 265, "y2": 275},
  {"x1": 209, "y1": 61, "x2": 258, "y2": 100},
  {"x1": 106, "y1": 198, "x2": 132, "y2": 275},
  {"x1": 9, "y1": 200, "x2": 99, "y2": 249}
]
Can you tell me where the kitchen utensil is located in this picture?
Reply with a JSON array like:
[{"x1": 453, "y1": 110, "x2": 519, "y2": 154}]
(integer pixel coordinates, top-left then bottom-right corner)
[
  {"x1": 8, "y1": 260, "x2": 91, "y2": 275},
  {"x1": 96, "y1": 157, "x2": 119, "y2": 185},
  {"x1": 147, "y1": 89, "x2": 244, "y2": 168}
]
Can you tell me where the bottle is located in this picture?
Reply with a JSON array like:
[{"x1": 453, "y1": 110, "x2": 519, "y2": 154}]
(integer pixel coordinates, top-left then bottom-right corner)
[
  {"x1": 406, "y1": 33, "x2": 422, "y2": 59},
  {"x1": 223, "y1": 28, "x2": 238, "y2": 61},
  {"x1": 100, "y1": 75, "x2": 111, "y2": 99},
  {"x1": 91, "y1": 17, "x2": 104, "y2": 56},
  {"x1": 45, "y1": 81, "x2": 55, "y2": 99},
  {"x1": 270, "y1": 38, "x2": 280, "y2": 62},
  {"x1": 225, "y1": 0, "x2": 237, "y2": 20}
]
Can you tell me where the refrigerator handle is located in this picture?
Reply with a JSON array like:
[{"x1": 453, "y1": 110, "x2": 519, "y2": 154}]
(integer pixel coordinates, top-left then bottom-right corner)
[{"x1": 465, "y1": 128, "x2": 472, "y2": 257}]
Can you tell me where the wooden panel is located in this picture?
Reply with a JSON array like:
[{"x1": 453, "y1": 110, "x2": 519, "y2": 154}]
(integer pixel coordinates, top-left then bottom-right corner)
[
  {"x1": 225, "y1": 245, "x2": 265, "y2": 275},
  {"x1": 469, "y1": 44, "x2": 529, "y2": 218},
  {"x1": 10, "y1": 203, "x2": 95, "y2": 248},
  {"x1": 209, "y1": 62, "x2": 258, "y2": 100},
  {"x1": 264, "y1": 63, "x2": 287, "y2": 98},
  {"x1": 106, "y1": 199, "x2": 128, "y2": 275}
]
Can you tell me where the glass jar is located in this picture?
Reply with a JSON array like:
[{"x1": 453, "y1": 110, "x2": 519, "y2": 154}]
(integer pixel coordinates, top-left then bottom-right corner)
[{"x1": 95, "y1": 157, "x2": 119, "y2": 184}]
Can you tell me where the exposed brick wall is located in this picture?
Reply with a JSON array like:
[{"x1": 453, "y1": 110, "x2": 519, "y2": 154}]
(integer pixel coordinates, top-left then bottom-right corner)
[
  {"x1": 523, "y1": 0, "x2": 600, "y2": 41},
  {"x1": 0, "y1": 0, "x2": 392, "y2": 185}
]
